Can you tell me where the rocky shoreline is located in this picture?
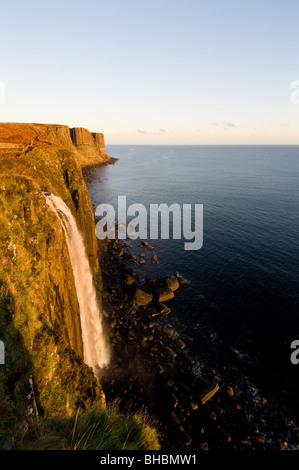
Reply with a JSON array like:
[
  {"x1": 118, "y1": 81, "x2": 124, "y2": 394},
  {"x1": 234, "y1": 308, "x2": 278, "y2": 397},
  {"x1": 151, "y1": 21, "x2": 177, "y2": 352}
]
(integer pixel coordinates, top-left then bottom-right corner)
[
  {"x1": 82, "y1": 158, "x2": 119, "y2": 183},
  {"x1": 84, "y1": 167, "x2": 299, "y2": 451}
]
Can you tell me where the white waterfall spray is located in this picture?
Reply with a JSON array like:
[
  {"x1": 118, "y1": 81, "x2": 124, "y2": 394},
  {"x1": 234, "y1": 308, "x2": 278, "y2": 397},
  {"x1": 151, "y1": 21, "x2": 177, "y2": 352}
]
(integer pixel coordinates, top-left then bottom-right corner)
[{"x1": 46, "y1": 193, "x2": 110, "y2": 379}]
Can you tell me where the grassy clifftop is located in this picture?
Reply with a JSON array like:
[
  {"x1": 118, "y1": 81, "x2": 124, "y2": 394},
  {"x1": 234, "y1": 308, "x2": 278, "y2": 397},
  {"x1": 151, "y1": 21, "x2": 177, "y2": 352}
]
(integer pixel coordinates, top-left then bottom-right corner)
[
  {"x1": 0, "y1": 123, "x2": 113, "y2": 167},
  {"x1": 0, "y1": 126, "x2": 160, "y2": 450}
]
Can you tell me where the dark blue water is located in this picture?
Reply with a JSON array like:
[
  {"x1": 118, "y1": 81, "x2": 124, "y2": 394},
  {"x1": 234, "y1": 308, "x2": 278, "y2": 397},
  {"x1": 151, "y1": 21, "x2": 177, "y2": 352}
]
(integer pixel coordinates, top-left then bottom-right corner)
[{"x1": 87, "y1": 145, "x2": 299, "y2": 347}]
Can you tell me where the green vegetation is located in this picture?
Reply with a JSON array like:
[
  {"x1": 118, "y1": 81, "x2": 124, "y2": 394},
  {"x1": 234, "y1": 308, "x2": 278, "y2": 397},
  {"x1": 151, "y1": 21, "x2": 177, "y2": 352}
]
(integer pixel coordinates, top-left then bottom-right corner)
[{"x1": 19, "y1": 403, "x2": 160, "y2": 450}]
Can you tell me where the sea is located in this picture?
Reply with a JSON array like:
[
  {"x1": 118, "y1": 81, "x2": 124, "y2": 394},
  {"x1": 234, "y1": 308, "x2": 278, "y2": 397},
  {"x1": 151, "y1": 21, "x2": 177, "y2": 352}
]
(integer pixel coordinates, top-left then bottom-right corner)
[
  {"x1": 87, "y1": 144, "x2": 299, "y2": 344},
  {"x1": 86, "y1": 145, "x2": 299, "y2": 430}
]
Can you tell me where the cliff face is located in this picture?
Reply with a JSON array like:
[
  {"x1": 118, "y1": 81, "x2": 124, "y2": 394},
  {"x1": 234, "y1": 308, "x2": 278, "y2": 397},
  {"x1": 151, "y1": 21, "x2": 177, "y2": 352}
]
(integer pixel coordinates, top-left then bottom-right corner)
[
  {"x1": 71, "y1": 127, "x2": 111, "y2": 163},
  {"x1": 0, "y1": 123, "x2": 112, "y2": 166},
  {"x1": 0, "y1": 127, "x2": 107, "y2": 428},
  {"x1": 0, "y1": 123, "x2": 162, "y2": 451}
]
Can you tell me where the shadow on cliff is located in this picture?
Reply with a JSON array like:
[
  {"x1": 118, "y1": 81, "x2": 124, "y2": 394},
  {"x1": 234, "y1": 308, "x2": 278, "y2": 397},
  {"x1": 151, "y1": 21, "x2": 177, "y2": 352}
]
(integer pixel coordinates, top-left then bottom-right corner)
[{"x1": 0, "y1": 282, "x2": 34, "y2": 442}]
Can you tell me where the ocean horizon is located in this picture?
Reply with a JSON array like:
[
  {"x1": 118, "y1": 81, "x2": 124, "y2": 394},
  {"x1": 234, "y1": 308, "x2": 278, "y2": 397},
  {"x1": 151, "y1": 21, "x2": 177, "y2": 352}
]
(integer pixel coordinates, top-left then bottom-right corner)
[{"x1": 88, "y1": 144, "x2": 299, "y2": 342}]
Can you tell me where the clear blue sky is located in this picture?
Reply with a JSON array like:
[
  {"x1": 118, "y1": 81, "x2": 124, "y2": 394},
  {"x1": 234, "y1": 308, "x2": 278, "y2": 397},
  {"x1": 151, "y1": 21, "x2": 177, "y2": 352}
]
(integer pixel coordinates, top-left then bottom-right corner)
[{"x1": 0, "y1": 0, "x2": 298, "y2": 144}]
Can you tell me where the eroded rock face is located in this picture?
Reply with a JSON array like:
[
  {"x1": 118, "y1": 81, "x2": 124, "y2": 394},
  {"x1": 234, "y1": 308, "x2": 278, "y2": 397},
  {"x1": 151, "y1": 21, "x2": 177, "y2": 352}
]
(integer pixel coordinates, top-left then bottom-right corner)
[
  {"x1": 71, "y1": 127, "x2": 95, "y2": 145},
  {"x1": 70, "y1": 127, "x2": 111, "y2": 164},
  {"x1": 92, "y1": 132, "x2": 105, "y2": 148},
  {"x1": 0, "y1": 123, "x2": 74, "y2": 152},
  {"x1": 0, "y1": 123, "x2": 112, "y2": 166}
]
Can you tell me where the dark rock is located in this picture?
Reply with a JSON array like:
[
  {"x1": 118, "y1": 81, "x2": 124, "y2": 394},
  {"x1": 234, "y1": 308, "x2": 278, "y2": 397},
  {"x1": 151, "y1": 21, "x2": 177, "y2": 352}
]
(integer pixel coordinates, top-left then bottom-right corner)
[
  {"x1": 143, "y1": 335, "x2": 154, "y2": 342},
  {"x1": 184, "y1": 434, "x2": 192, "y2": 446},
  {"x1": 165, "y1": 276, "x2": 180, "y2": 292},
  {"x1": 0, "y1": 436, "x2": 13, "y2": 450},
  {"x1": 159, "y1": 303, "x2": 171, "y2": 315},
  {"x1": 166, "y1": 346, "x2": 177, "y2": 359},
  {"x1": 162, "y1": 327, "x2": 175, "y2": 336},
  {"x1": 182, "y1": 351, "x2": 195, "y2": 365},
  {"x1": 176, "y1": 338, "x2": 186, "y2": 349},
  {"x1": 133, "y1": 289, "x2": 153, "y2": 308},
  {"x1": 146, "y1": 277, "x2": 159, "y2": 289},
  {"x1": 125, "y1": 274, "x2": 137, "y2": 286},
  {"x1": 199, "y1": 442, "x2": 209, "y2": 450},
  {"x1": 199, "y1": 383, "x2": 220, "y2": 405},
  {"x1": 156, "y1": 287, "x2": 175, "y2": 302},
  {"x1": 171, "y1": 411, "x2": 180, "y2": 425}
]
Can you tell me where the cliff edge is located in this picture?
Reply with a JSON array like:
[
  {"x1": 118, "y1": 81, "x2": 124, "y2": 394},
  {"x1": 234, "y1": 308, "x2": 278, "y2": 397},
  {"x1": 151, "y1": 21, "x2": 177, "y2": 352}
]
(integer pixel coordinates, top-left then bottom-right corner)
[{"x1": 0, "y1": 122, "x2": 112, "y2": 167}]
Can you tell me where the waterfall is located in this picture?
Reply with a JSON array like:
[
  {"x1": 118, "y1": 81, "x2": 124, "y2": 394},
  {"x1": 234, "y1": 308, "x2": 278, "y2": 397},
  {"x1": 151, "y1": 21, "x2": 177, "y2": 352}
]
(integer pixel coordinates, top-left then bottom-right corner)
[{"x1": 46, "y1": 193, "x2": 110, "y2": 379}]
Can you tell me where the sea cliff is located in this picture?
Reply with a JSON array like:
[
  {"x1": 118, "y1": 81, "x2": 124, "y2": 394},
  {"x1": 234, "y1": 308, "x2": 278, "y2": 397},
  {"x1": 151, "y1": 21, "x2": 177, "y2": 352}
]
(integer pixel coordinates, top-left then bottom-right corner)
[
  {"x1": 0, "y1": 123, "x2": 112, "y2": 166},
  {"x1": 0, "y1": 123, "x2": 160, "y2": 450}
]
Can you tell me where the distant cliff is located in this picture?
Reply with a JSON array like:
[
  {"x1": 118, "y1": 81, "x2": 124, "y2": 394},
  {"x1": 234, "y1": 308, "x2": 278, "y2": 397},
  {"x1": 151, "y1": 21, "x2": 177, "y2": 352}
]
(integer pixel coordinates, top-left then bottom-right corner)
[{"x1": 0, "y1": 123, "x2": 112, "y2": 166}]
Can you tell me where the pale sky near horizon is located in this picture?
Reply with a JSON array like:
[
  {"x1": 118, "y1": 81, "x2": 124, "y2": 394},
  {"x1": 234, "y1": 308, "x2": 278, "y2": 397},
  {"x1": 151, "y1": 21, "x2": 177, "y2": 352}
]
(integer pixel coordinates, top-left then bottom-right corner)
[{"x1": 0, "y1": 0, "x2": 298, "y2": 145}]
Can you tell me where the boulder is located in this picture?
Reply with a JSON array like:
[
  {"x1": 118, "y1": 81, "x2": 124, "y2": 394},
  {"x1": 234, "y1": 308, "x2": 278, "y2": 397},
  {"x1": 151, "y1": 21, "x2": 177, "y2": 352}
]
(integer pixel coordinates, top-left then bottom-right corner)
[
  {"x1": 146, "y1": 277, "x2": 159, "y2": 289},
  {"x1": 159, "y1": 303, "x2": 171, "y2": 315},
  {"x1": 176, "y1": 338, "x2": 186, "y2": 349},
  {"x1": 199, "y1": 442, "x2": 209, "y2": 451},
  {"x1": 125, "y1": 275, "x2": 137, "y2": 286},
  {"x1": 166, "y1": 346, "x2": 177, "y2": 358},
  {"x1": 133, "y1": 289, "x2": 153, "y2": 308},
  {"x1": 165, "y1": 276, "x2": 180, "y2": 292},
  {"x1": 199, "y1": 383, "x2": 220, "y2": 405},
  {"x1": 156, "y1": 287, "x2": 175, "y2": 302},
  {"x1": 162, "y1": 327, "x2": 175, "y2": 336},
  {"x1": 143, "y1": 335, "x2": 154, "y2": 342}
]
